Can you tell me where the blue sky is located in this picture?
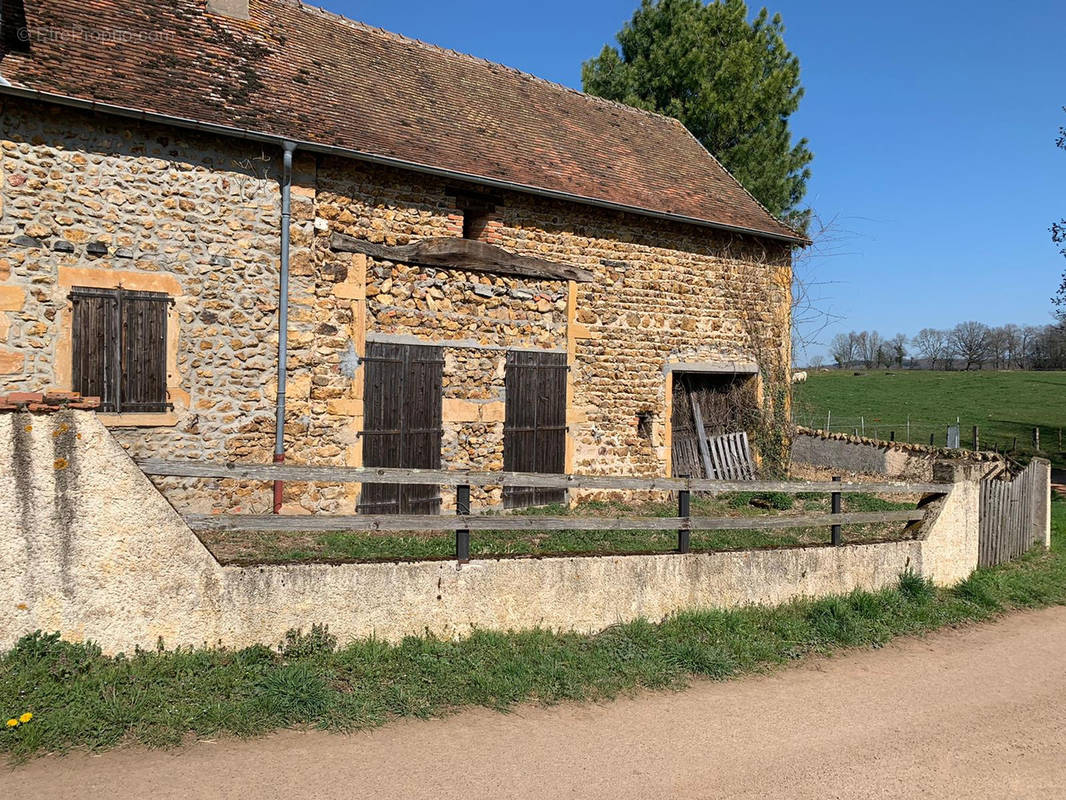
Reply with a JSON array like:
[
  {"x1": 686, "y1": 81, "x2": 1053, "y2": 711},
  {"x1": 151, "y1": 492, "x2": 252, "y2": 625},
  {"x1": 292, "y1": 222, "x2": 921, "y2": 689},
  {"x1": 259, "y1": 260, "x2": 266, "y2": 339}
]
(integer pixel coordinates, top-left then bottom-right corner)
[{"x1": 333, "y1": 0, "x2": 1065, "y2": 361}]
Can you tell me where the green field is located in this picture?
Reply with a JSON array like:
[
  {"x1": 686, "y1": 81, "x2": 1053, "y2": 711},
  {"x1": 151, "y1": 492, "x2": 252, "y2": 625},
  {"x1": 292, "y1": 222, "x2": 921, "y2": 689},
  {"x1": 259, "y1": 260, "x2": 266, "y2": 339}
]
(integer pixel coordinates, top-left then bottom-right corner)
[{"x1": 793, "y1": 370, "x2": 1066, "y2": 467}]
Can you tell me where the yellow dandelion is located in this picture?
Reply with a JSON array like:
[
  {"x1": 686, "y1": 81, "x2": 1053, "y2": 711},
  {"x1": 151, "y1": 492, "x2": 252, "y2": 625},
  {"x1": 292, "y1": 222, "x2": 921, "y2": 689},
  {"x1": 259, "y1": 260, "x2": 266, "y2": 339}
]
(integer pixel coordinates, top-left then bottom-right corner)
[
  {"x1": 18, "y1": 713, "x2": 32, "y2": 724},
  {"x1": 5, "y1": 719, "x2": 17, "y2": 728}
]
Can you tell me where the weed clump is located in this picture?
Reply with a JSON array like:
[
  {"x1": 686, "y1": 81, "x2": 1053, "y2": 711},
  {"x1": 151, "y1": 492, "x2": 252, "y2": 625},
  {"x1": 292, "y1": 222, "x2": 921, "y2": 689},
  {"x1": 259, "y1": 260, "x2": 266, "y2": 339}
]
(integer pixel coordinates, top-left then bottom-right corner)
[
  {"x1": 898, "y1": 569, "x2": 935, "y2": 603},
  {"x1": 279, "y1": 624, "x2": 337, "y2": 660}
]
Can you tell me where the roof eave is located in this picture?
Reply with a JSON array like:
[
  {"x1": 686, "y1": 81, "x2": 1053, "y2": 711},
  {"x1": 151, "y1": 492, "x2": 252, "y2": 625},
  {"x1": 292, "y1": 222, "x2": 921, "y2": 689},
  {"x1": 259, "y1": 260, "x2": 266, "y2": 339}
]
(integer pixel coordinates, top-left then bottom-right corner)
[{"x1": 0, "y1": 84, "x2": 810, "y2": 246}]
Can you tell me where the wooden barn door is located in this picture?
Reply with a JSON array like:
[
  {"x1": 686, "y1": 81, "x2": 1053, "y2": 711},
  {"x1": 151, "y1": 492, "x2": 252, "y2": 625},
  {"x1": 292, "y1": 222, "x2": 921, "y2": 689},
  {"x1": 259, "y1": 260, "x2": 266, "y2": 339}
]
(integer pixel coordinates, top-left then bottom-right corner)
[
  {"x1": 359, "y1": 341, "x2": 444, "y2": 514},
  {"x1": 503, "y1": 350, "x2": 567, "y2": 508}
]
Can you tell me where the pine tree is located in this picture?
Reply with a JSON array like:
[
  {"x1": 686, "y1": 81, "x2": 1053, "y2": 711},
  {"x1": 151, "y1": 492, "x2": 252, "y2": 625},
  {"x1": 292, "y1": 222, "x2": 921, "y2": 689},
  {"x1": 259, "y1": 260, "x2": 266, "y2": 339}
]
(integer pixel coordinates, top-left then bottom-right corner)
[{"x1": 583, "y1": 0, "x2": 812, "y2": 232}]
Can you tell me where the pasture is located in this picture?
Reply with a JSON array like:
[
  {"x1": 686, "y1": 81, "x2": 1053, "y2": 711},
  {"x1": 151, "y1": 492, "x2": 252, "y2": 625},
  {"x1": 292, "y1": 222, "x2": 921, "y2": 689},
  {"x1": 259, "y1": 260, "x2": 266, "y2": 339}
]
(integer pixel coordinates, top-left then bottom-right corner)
[{"x1": 792, "y1": 369, "x2": 1066, "y2": 467}]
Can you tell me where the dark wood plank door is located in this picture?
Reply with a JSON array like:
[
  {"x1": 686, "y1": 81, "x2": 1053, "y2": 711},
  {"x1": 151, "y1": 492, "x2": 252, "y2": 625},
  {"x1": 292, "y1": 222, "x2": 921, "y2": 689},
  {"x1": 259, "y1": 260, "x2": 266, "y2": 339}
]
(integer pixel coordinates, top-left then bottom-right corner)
[
  {"x1": 503, "y1": 350, "x2": 567, "y2": 508},
  {"x1": 359, "y1": 341, "x2": 444, "y2": 514}
]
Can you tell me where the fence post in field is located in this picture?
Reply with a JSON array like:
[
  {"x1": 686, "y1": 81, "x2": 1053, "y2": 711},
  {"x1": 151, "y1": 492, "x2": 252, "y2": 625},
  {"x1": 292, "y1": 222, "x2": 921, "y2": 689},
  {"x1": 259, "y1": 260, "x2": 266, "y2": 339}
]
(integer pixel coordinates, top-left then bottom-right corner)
[
  {"x1": 456, "y1": 484, "x2": 471, "y2": 562},
  {"x1": 930, "y1": 433, "x2": 935, "y2": 446},
  {"x1": 973, "y1": 425, "x2": 979, "y2": 452},
  {"x1": 947, "y1": 424, "x2": 960, "y2": 449},
  {"x1": 677, "y1": 481, "x2": 691, "y2": 554},
  {"x1": 1034, "y1": 427, "x2": 1040, "y2": 451},
  {"x1": 831, "y1": 476, "x2": 842, "y2": 546},
  {"x1": 890, "y1": 431, "x2": 895, "y2": 442},
  {"x1": 1012, "y1": 436, "x2": 1017, "y2": 452}
]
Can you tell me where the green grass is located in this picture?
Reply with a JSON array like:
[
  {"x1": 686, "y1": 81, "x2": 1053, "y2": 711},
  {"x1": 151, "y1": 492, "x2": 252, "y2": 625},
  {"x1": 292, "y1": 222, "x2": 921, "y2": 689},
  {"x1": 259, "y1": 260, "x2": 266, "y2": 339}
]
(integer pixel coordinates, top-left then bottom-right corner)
[
  {"x1": 793, "y1": 369, "x2": 1066, "y2": 467},
  {"x1": 201, "y1": 493, "x2": 917, "y2": 564},
  {"x1": 3, "y1": 499, "x2": 1065, "y2": 762}
]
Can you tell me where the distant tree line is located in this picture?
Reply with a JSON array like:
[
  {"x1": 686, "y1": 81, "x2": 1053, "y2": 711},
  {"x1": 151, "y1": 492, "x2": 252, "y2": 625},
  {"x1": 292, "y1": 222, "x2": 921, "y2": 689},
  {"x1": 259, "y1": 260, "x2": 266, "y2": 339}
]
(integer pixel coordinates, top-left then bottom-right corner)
[{"x1": 824, "y1": 323, "x2": 1066, "y2": 371}]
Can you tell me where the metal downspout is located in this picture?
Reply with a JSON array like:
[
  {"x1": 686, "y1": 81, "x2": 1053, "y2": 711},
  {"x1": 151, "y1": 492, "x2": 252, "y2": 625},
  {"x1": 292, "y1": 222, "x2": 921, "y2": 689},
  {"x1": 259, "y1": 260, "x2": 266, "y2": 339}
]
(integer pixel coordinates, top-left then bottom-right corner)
[{"x1": 273, "y1": 141, "x2": 296, "y2": 513}]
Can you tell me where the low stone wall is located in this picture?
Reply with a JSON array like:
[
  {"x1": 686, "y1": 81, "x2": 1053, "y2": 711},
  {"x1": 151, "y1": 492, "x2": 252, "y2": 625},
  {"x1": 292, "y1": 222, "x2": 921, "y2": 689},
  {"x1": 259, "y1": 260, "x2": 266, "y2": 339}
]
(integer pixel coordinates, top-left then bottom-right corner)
[
  {"x1": 1, "y1": 411, "x2": 989, "y2": 655},
  {"x1": 791, "y1": 427, "x2": 1006, "y2": 482}
]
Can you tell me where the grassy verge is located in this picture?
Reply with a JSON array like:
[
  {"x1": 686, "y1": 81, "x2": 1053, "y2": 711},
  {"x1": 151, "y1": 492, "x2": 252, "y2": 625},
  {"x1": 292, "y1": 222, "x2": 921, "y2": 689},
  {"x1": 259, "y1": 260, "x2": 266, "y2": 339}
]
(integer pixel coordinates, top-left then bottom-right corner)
[
  {"x1": 201, "y1": 491, "x2": 918, "y2": 564},
  {"x1": 3, "y1": 498, "x2": 1064, "y2": 762}
]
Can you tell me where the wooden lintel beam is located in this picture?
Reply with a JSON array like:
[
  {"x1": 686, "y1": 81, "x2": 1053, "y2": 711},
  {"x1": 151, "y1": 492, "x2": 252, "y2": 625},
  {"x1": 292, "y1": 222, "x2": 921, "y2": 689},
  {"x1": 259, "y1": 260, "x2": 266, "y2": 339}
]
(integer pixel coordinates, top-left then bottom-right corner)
[{"x1": 329, "y1": 233, "x2": 595, "y2": 283}]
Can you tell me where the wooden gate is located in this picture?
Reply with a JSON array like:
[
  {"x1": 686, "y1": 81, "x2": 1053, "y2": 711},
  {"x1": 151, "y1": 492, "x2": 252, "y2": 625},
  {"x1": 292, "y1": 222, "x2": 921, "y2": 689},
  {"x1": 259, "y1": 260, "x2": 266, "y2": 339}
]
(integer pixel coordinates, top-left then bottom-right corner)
[
  {"x1": 358, "y1": 341, "x2": 444, "y2": 514},
  {"x1": 503, "y1": 350, "x2": 567, "y2": 508},
  {"x1": 979, "y1": 460, "x2": 1045, "y2": 567}
]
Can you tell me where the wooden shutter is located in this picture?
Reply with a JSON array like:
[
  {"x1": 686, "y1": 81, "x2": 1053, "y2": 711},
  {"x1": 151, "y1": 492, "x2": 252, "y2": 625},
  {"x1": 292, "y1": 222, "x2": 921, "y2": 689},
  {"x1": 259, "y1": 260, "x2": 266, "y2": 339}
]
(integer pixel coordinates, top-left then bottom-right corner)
[
  {"x1": 359, "y1": 341, "x2": 444, "y2": 514},
  {"x1": 119, "y1": 290, "x2": 170, "y2": 412},
  {"x1": 503, "y1": 350, "x2": 567, "y2": 508},
  {"x1": 71, "y1": 287, "x2": 120, "y2": 412},
  {"x1": 70, "y1": 287, "x2": 169, "y2": 413}
]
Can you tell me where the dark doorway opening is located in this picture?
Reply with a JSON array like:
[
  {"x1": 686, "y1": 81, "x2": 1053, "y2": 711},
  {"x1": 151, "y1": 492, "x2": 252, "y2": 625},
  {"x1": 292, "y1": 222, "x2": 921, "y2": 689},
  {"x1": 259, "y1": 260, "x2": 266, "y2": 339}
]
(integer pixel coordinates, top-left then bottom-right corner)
[{"x1": 671, "y1": 371, "x2": 758, "y2": 479}]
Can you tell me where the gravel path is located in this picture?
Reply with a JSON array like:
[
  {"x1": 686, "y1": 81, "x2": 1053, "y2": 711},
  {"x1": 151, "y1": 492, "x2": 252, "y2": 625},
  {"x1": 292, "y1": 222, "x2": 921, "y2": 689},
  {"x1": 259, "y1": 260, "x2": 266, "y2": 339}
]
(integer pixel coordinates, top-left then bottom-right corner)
[{"x1": 10, "y1": 606, "x2": 1066, "y2": 799}]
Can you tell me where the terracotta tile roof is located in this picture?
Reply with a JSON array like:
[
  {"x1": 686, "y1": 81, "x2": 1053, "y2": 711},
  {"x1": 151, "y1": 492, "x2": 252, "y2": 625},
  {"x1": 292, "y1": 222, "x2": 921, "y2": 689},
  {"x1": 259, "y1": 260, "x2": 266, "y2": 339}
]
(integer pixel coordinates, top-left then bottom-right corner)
[{"x1": 0, "y1": 0, "x2": 803, "y2": 241}]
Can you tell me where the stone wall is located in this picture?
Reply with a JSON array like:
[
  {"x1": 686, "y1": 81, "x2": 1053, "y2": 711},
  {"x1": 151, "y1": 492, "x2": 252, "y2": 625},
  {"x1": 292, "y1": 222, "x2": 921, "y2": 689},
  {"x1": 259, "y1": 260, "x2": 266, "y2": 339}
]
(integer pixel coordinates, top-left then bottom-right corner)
[
  {"x1": 0, "y1": 98, "x2": 285, "y2": 512},
  {"x1": 790, "y1": 427, "x2": 1009, "y2": 483},
  {"x1": 0, "y1": 411, "x2": 997, "y2": 656},
  {"x1": 1, "y1": 97, "x2": 791, "y2": 513}
]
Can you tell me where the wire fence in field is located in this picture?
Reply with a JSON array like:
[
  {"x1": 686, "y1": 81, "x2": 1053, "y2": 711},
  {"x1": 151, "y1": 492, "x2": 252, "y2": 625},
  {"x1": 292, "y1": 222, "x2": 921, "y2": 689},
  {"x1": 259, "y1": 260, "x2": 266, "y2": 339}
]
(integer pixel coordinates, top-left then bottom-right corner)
[{"x1": 792, "y1": 411, "x2": 1064, "y2": 455}]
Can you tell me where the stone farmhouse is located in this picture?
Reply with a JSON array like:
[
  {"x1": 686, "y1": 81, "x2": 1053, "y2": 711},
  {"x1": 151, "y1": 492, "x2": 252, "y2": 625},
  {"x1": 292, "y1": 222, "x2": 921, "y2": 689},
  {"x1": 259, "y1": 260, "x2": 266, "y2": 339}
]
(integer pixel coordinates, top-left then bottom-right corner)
[{"x1": 0, "y1": 0, "x2": 804, "y2": 514}]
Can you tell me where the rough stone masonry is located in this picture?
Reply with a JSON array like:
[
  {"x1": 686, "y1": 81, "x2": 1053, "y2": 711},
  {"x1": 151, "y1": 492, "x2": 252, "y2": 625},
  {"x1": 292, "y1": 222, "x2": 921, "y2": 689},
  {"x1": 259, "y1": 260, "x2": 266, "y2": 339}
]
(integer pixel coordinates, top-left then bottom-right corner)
[{"x1": 0, "y1": 97, "x2": 792, "y2": 513}]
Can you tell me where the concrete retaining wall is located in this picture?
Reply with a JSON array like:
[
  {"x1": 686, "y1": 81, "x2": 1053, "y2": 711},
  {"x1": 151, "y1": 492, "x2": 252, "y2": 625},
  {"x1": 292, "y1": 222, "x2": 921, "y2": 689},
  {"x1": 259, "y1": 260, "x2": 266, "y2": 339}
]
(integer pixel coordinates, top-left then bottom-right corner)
[{"x1": 1, "y1": 412, "x2": 987, "y2": 654}]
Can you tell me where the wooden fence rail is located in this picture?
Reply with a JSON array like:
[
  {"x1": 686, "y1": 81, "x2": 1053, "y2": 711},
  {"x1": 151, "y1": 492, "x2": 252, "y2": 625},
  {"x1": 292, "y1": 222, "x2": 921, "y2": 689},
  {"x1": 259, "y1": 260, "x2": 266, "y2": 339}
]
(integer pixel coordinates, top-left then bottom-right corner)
[
  {"x1": 137, "y1": 460, "x2": 950, "y2": 495},
  {"x1": 139, "y1": 460, "x2": 947, "y2": 561},
  {"x1": 187, "y1": 509, "x2": 926, "y2": 533}
]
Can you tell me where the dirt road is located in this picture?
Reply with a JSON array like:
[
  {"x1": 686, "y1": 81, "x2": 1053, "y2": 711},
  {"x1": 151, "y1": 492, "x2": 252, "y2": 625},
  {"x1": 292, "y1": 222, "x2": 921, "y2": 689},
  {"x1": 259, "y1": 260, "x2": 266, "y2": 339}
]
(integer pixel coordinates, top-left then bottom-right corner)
[{"x1": 10, "y1": 607, "x2": 1066, "y2": 799}]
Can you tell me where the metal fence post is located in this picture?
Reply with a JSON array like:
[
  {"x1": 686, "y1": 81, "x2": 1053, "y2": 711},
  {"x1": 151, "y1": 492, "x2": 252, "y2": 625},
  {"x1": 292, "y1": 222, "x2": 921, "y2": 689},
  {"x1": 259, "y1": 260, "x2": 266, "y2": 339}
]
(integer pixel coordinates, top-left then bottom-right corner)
[
  {"x1": 456, "y1": 484, "x2": 470, "y2": 562},
  {"x1": 831, "y1": 475, "x2": 842, "y2": 546},
  {"x1": 973, "y1": 425, "x2": 979, "y2": 451},
  {"x1": 677, "y1": 480, "x2": 691, "y2": 554}
]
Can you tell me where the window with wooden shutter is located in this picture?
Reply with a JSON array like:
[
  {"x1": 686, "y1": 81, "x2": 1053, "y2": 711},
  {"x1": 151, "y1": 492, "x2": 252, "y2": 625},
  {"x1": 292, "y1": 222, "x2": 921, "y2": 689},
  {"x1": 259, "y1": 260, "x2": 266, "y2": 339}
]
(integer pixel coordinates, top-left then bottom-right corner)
[
  {"x1": 503, "y1": 350, "x2": 567, "y2": 508},
  {"x1": 70, "y1": 286, "x2": 171, "y2": 413}
]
